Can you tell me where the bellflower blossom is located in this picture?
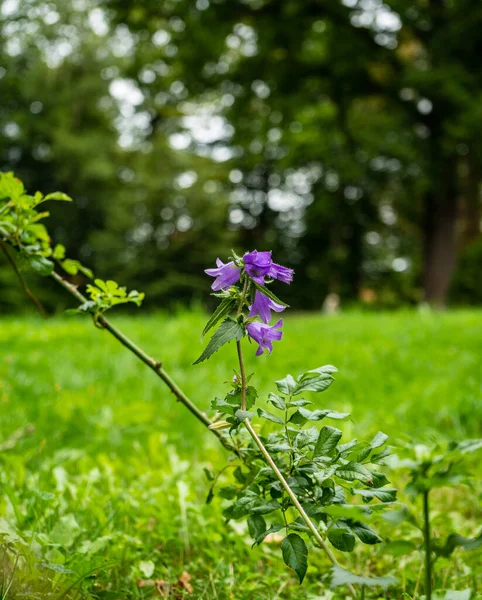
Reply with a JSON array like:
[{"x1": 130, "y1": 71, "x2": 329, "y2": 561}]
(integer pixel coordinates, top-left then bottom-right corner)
[
  {"x1": 205, "y1": 259, "x2": 241, "y2": 291},
  {"x1": 243, "y1": 250, "x2": 272, "y2": 284},
  {"x1": 268, "y1": 262, "x2": 294, "y2": 284},
  {"x1": 246, "y1": 319, "x2": 283, "y2": 356},
  {"x1": 248, "y1": 290, "x2": 285, "y2": 324},
  {"x1": 243, "y1": 250, "x2": 294, "y2": 285}
]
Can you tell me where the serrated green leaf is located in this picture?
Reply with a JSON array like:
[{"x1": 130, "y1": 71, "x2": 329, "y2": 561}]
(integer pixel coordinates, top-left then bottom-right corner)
[
  {"x1": 257, "y1": 408, "x2": 284, "y2": 424},
  {"x1": 293, "y1": 372, "x2": 334, "y2": 395},
  {"x1": 276, "y1": 374, "x2": 297, "y2": 395},
  {"x1": 281, "y1": 533, "x2": 308, "y2": 584},
  {"x1": 336, "y1": 462, "x2": 373, "y2": 484},
  {"x1": 268, "y1": 392, "x2": 286, "y2": 410},
  {"x1": 193, "y1": 318, "x2": 244, "y2": 364},
  {"x1": 314, "y1": 426, "x2": 343, "y2": 457},
  {"x1": 245, "y1": 386, "x2": 258, "y2": 410},
  {"x1": 202, "y1": 297, "x2": 236, "y2": 337}
]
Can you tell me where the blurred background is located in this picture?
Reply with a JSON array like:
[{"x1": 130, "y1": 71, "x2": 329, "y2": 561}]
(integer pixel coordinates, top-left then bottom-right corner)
[{"x1": 1, "y1": 0, "x2": 481, "y2": 312}]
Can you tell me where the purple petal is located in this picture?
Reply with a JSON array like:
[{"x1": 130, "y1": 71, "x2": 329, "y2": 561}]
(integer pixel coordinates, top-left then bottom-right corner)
[{"x1": 268, "y1": 263, "x2": 294, "y2": 284}]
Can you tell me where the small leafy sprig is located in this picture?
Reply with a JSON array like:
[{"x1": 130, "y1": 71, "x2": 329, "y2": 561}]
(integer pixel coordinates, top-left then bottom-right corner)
[
  {"x1": 196, "y1": 251, "x2": 396, "y2": 589},
  {"x1": 0, "y1": 172, "x2": 144, "y2": 319},
  {"x1": 69, "y1": 279, "x2": 145, "y2": 323}
]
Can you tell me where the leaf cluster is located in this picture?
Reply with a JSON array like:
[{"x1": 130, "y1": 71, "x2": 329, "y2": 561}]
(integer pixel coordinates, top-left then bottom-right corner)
[
  {"x1": 208, "y1": 365, "x2": 396, "y2": 584},
  {"x1": 0, "y1": 172, "x2": 144, "y2": 318}
]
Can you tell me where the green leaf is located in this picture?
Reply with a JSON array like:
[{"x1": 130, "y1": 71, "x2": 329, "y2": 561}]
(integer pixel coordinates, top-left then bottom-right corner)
[
  {"x1": 49, "y1": 514, "x2": 80, "y2": 548},
  {"x1": 235, "y1": 409, "x2": 254, "y2": 422},
  {"x1": 353, "y1": 488, "x2": 397, "y2": 503},
  {"x1": 294, "y1": 426, "x2": 319, "y2": 449},
  {"x1": 61, "y1": 258, "x2": 93, "y2": 279},
  {"x1": 293, "y1": 372, "x2": 335, "y2": 395},
  {"x1": 250, "y1": 499, "x2": 281, "y2": 515},
  {"x1": 328, "y1": 528, "x2": 356, "y2": 552},
  {"x1": 252, "y1": 279, "x2": 289, "y2": 307},
  {"x1": 268, "y1": 392, "x2": 286, "y2": 410},
  {"x1": 42, "y1": 191, "x2": 72, "y2": 202},
  {"x1": 281, "y1": 533, "x2": 308, "y2": 584},
  {"x1": 257, "y1": 408, "x2": 284, "y2": 424},
  {"x1": 248, "y1": 515, "x2": 267, "y2": 541},
  {"x1": 253, "y1": 523, "x2": 282, "y2": 546},
  {"x1": 287, "y1": 399, "x2": 312, "y2": 408},
  {"x1": 330, "y1": 565, "x2": 397, "y2": 589},
  {"x1": 348, "y1": 522, "x2": 382, "y2": 545},
  {"x1": 314, "y1": 426, "x2": 343, "y2": 457},
  {"x1": 193, "y1": 318, "x2": 244, "y2": 364},
  {"x1": 202, "y1": 297, "x2": 236, "y2": 337},
  {"x1": 28, "y1": 255, "x2": 54, "y2": 276},
  {"x1": 52, "y1": 244, "x2": 66, "y2": 260},
  {"x1": 370, "y1": 431, "x2": 388, "y2": 449},
  {"x1": 371, "y1": 471, "x2": 390, "y2": 488},
  {"x1": 245, "y1": 386, "x2": 258, "y2": 410},
  {"x1": 276, "y1": 374, "x2": 297, "y2": 395},
  {"x1": 290, "y1": 408, "x2": 349, "y2": 424},
  {"x1": 336, "y1": 462, "x2": 373, "y2": 485}
]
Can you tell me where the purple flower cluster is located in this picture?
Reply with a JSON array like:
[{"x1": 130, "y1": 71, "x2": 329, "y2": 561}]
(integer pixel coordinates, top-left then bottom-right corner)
[{"x1": 205, "y1": 250, "x2": 294, "y2": 356}]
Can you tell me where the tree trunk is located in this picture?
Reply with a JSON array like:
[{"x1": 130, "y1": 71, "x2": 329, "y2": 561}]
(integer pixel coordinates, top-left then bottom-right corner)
[
  {"x1": 459, "y1": 152, "x2": 481, "y2": 249},
  {"x1": 422, "y1": 158, "x2": 458, "y2": 308}
]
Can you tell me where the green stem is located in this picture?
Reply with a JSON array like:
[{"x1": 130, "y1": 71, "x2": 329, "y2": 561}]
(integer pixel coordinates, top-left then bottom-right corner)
[
  {"x1": 49, "y1": 271, "x2": 238, "y2": 455},
  {"x1": 236, "y1": 341, "x2": 247, "y2": 411},
  {"x1": 0, "y1": 240, "x2": 46, "y2": 316},
  {"x1": 423, "y1": 490, "x2": 432, "y2": 600}
]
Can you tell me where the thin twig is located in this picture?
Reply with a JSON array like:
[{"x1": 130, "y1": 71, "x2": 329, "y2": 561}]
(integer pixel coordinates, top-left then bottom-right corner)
[
  {"x1": 49, "y1": 271, "x2": 239, "y2": 455},
  {"x1": 0, "y1": 240, "x2": 46, "y2": 317}
]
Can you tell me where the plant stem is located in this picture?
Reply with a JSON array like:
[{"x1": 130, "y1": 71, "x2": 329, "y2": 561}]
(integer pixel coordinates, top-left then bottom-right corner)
[
  {"x1": 423, "y1": 490, "x2": 432, "y2": 600},
  {"x1": 0, "y1": 240, "x2": 46, "y2": 316},
  {"x1": 236, "y1": 341, "x2": 247, "y2": 410},
  {"x1": 49, "y1": 270, "x2": 238, "y2": 455},
  {"x1": 236, "y1": 342, "x2": 356, "y2": 596},
  {"x1": 235, "y1": 275, "x2": 250, "y2": 411}
]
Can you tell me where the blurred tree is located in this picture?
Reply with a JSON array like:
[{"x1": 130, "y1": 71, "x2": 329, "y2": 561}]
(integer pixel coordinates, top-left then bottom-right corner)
[
  {"x1": 0, "y1": 0, "x2": 233, "y2": 310},
  {"x1": 109, "y1": 0, "x2": 482, "y2": 307},
  {"x1": 1, "y1": 0, "x2": 481, "y2": 310}
]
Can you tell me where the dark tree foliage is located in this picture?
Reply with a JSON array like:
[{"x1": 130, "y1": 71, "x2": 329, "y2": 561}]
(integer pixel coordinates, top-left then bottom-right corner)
[{"x1": 1, "y1": 0, "x2": 481, "y2": 310}]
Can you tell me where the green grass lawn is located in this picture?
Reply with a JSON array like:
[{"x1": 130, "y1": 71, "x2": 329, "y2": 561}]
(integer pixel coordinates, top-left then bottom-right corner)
[{"x1": 0, "y1": 309, "x2": 481, "y2": 598}]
